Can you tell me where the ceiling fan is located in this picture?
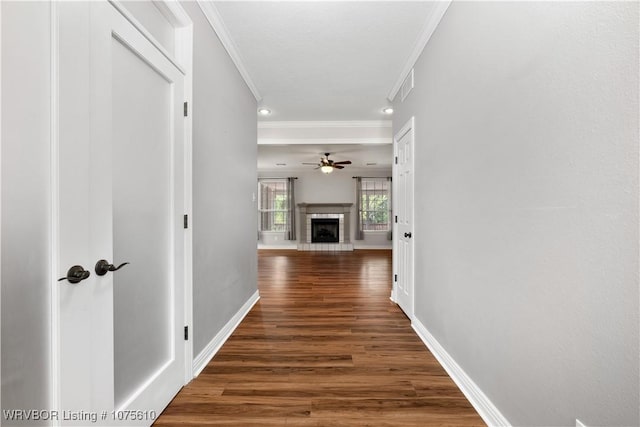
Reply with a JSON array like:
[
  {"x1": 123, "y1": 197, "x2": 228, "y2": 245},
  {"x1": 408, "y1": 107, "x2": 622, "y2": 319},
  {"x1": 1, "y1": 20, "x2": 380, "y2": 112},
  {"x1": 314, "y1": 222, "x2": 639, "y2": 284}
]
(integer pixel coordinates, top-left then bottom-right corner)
[{"x1": 303, "y1": 153, "x2": 352, "y2": 174}]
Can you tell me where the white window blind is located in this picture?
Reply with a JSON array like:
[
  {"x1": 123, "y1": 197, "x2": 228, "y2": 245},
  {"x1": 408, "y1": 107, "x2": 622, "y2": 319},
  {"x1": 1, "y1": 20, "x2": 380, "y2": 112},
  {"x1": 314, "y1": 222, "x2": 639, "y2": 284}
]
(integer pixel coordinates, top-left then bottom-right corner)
[
  {"x1": 258, "y1": 179, "x2": 290, "y2": 232},
  {"x1": 360, "y1": 178, "x2": 391, "y2": 231}
]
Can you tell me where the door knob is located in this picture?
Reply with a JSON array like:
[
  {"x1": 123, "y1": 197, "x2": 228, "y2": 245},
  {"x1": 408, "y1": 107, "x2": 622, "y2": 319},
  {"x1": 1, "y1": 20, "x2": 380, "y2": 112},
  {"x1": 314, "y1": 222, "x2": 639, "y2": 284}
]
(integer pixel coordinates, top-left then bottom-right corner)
[
  {"x1": 404, "y1": 232, "x2": 412, "y2": 238},
  {"x1": 95, "y1": 259, "x2": 130, "y2": 276},
  {"x1": 58, "y1": 265, "x2": 91, "y2": 284}
]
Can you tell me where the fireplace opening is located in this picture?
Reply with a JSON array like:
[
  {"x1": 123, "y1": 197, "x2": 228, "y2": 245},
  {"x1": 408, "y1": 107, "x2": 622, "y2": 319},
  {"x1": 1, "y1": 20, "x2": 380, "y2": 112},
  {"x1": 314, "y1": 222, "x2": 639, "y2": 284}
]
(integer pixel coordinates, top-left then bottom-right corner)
[{"x1": 311, "y1": 219, "x2": 339, "y2": 243}]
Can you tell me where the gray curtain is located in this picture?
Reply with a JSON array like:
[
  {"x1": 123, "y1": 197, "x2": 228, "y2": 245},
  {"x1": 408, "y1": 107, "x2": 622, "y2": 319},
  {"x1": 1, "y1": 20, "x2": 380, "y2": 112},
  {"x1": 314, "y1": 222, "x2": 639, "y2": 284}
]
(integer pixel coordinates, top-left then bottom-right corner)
[
  {"x1": 354, "y1": 177, "x2": 364, "y2": 240},
  {"x1": 387, "y1": 176, "x2": 393, "y2": 240},
  {"x1": 286, "y1": 177, "x2": 296, "y2": 240}
]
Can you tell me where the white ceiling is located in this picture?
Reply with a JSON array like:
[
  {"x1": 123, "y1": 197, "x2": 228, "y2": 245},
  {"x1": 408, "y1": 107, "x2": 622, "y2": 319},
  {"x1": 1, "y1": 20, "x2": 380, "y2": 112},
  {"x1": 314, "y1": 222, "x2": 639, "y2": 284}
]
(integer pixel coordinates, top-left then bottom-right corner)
[
  {"x1": 211, "y1": 1, "x2": 438, "y2": 171},
  {"x1": 213, "y1": 1, "x2": 437, "y2": 121}
]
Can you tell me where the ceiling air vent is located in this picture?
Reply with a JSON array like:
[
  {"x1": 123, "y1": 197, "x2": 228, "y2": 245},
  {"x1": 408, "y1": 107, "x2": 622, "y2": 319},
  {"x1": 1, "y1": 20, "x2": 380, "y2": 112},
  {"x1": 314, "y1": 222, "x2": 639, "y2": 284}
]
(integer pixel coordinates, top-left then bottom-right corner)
[{"x1": 401, "y1": 69, "x2": 414, "y2": 102}]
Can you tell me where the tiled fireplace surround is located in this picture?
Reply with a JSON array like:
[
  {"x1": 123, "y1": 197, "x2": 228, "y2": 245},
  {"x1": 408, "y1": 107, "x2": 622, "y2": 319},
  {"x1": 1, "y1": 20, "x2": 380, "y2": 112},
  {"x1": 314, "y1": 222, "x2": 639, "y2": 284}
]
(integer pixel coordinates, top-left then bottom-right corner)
[{"x1": 297, "y1": 203, "x2": 354, "y2": 251}]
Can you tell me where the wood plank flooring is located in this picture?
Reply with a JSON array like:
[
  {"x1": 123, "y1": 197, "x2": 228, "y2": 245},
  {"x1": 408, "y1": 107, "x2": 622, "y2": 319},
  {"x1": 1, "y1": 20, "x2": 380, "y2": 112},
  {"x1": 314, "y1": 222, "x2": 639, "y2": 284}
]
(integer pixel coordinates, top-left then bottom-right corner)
[{"x1": 154, "y1": 250, "x2": 485, "y2": 426}]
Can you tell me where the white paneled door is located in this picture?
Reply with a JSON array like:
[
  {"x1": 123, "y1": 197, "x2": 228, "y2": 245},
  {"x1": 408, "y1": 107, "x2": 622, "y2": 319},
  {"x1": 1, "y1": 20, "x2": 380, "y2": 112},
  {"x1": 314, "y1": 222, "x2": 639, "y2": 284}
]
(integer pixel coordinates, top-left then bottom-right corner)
[
  {"x1": 393, "y1": 117, "x2": 415, "y2": 319},
  {"x1": 57, "y1": 2, "x2": 185, "y2": 425}
]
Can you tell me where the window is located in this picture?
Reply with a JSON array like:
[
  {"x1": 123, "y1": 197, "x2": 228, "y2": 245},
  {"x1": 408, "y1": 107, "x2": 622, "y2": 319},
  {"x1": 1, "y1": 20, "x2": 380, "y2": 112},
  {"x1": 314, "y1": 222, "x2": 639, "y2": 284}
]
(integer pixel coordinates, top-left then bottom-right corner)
[
  {"x1": 360, "y1": 178, "x2": 390, "y2": 231},
  {"x1": 258, "y1": 179, "x2": 290, "y2": 232}
]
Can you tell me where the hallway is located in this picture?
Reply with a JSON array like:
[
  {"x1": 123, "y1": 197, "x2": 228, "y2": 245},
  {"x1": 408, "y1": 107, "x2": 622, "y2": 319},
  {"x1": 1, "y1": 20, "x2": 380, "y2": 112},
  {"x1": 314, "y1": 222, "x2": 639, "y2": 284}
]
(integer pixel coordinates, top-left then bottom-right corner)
[{"x1": 155, "y1": 250, "x2": 484, "y2": 426}]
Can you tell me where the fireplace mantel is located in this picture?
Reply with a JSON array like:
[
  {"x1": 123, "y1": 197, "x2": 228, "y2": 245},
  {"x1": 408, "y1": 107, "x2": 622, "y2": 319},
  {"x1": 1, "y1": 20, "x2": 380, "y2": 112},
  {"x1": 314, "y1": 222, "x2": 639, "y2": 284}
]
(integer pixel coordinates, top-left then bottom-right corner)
[
  {"x1": 297, "y1": 203, "x2": 354, "y2": 251},
  {"x1": 297, "y1": 203, "x2": 353, "y2": 212}
]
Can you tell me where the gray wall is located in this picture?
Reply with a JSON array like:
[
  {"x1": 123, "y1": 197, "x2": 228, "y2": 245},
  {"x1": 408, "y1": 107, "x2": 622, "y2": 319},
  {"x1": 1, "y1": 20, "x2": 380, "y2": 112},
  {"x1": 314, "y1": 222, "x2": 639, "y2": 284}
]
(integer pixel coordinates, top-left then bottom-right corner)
[
  {"x1": 1, "y1": 2, "x2": 52, "y2": 424},
  {"x1": 183, "y1": 2, "x2": 259, "y2": 358},
  {"x1": 258, "y1": 168, "x2": 392, "y2": 248},
  {"x1": 393, "y1": 2, "x2": 639, "y2": 426}
]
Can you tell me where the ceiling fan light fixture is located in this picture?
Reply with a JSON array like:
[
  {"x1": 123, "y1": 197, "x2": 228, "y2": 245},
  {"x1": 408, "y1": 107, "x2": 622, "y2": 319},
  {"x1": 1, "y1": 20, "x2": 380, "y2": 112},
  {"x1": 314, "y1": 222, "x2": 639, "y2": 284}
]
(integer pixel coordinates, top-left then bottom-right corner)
[
  {"x1": 320, "y1": 165, "x2": 334, "y2": 174},
  {"x1": 382, "y1": 107, "x2": 394, "y2": 114},
  {"x1": 258, "y1": 108, "x2": 271, "y2": 115}
]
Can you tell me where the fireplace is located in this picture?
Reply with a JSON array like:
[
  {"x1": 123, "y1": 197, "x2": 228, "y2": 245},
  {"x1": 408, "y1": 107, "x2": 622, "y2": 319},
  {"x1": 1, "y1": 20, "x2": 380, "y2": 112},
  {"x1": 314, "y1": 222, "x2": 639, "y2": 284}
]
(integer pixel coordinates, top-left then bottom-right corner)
[
  {"x1": 311, "y1": 219, "x2": 339, "y2": 243},
  {"x1": 297, "y1": 203, "x2": 353, "y2": 251}
]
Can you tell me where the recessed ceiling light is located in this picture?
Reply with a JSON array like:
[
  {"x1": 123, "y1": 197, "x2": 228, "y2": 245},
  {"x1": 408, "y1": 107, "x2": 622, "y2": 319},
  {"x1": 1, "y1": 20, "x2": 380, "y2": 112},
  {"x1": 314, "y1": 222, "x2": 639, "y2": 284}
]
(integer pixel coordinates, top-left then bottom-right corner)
[
  {"x1": 366, "y1": 162, "x2": 377, "y2": 166},
  {"x1": 382, "y1": 107, "x2": 394, "y2": 114},
  {"x1": 258, "y1": 108, "x2": 271, "y2": 115}
]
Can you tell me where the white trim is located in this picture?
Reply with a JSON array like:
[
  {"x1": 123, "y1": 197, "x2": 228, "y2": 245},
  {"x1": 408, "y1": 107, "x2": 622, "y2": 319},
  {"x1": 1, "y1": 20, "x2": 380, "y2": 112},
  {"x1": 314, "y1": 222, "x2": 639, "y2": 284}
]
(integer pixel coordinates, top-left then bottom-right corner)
[
  {"x1": 412, "y1": 318, "x2": 511, "y2": 427},
  {"x1": 387, "y1": 1, "x2": 451, "y2": 101},
  {"x1": 258, "y1": 120, "x2": 392, "y2": 129},
  {"x1": 117, "y1": 358, "x2": 173, "y2": 411},
  {"x1": 196, "y1": 0, "x2": 262, "y2": 102},
  {"x1": 152, "y1": 0, "x2": 191, "y2": 28},
  {"x1": 391, "y1": 120, "x2": 397, "y2": 303},
  {"x1": 192, "y1": 291, "x2": 260, "y2": 377},
  {"x1": 400, "y1": 69, "x2": 414, "y2": 102},
  {"x1": 395, "y1": 118, "x2": 414, "y2": 143},
  {"x1": 0, "y1": 2, "x2": 3, "y2": 424},
  {"x1": 258, "y1": 137, "x2": 391, "y2": 146},
  {"x1": 109, "y1": 0, "x2": 187, "y2": 75},
  {"x1": 158, "y1": 0, "x2": 195, "y2": 386},
  {"x1": 352, "y1": 245, "x2": 392, "y2": 250},
  {"x1": 257, "y1": 244, "x2": 298, "y2": 250},
  {"x1": 392, "y1": 116, "x2": 415, "y2": 317},
  {"x1": 49, "y1": 3, "x2": 61, "y2": 425}
]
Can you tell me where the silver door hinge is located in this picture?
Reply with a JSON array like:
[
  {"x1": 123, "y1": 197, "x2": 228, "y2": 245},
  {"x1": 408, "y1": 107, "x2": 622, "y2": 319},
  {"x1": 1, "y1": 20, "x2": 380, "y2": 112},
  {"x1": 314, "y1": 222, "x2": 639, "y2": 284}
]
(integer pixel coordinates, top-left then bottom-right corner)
[
  {"x1": 395, "y1": 156, "x2": 398, "y2": 164},
  {"x1": 184, "y1": 102, "x2": 188, "y2": 117},
  {"x1": 184, "y1": 326, "x2": 189, "y2": 340},
  {"x1": 184, "y1": 214, "x2": 188, "y2": 229},
  {"x1": 394, "y1": 274, "x2": 398, "y2": 282}
]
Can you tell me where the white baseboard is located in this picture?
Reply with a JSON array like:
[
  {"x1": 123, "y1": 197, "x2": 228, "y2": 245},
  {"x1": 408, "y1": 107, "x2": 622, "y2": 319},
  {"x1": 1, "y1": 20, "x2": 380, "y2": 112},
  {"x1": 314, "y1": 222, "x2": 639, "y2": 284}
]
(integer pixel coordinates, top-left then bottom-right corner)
[
  {"x1": 192, "y1": 290, "x2": 260, "y2": 377},
  {"x1": 353, "y1": 245, "x2": 392, "y2": 250},
  {"x1": 257, "y1": 243, "x2": 298, "y2": 250},
  {"x1": 412, "y1": 318, "x2": 511, "y2": 427}
]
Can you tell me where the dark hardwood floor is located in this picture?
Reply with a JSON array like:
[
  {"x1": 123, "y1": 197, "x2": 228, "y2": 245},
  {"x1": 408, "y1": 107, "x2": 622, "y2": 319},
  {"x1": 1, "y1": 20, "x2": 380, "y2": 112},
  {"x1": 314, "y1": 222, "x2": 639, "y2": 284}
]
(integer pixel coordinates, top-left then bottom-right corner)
[{"x1": 154, "y1": 249, "x2": 485, "y2": 426}]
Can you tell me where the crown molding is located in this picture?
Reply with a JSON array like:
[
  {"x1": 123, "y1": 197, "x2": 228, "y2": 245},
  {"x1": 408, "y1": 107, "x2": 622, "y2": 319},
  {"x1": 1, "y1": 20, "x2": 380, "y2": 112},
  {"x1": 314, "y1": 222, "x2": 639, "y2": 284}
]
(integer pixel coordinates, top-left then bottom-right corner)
[
  {"x1": 387, "y1": 0, "x2": 451, "y2": 102},
  {"x1": 258, "y1": 120, "x2": 392, "y2": 129},
  {"x1": 258, "y1": 138, "x2": 391, "y2": 146},
  {"x1": 196, "y1": 0, "x2": 262, "y2": 102}
]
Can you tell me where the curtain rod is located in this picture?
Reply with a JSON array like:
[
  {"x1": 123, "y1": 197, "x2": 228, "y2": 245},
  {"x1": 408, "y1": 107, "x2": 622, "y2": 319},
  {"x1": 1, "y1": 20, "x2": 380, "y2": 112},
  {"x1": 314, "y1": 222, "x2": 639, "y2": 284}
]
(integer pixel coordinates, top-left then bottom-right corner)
[
  {"x1": 352, "y1": 176, "x2": 392, "y2": 179},
  {"x1": 259, "y1": 177, "x2": 298, "y2": 179}
]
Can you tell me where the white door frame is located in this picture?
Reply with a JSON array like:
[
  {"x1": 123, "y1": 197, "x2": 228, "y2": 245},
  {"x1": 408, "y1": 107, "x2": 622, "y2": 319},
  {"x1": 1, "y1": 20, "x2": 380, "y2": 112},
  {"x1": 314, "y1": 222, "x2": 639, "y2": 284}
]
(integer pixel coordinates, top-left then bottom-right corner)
[
  {"x1": 143, "y1": 0, "x2": 195, "y2": 386},
  {"x1": 49, "y1": 0, "x2": 194, "y2": 419},
  {"x1": 391, "y1": 117, "x2": 415, "y2": 320},
  {"x1": 0, "y1": 3, "x2": 3, "y2": 423}
]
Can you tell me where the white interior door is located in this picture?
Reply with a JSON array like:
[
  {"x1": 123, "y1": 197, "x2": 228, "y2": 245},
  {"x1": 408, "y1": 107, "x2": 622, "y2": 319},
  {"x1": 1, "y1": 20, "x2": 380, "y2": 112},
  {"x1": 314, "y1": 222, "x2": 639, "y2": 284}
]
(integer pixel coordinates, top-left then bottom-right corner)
[
  {"x1": 394, "y1": 117, "x2": 415, "y2": 319},
  {"x1": 57, "y1": 2, "x2": 185, "y2": 424}
]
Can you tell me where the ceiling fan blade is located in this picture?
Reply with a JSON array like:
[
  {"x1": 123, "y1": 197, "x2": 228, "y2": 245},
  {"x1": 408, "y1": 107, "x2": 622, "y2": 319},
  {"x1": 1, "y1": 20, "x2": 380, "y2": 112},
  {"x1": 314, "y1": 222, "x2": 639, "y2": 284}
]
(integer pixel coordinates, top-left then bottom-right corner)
[
  {"x1": 332, "y1": 160, "x2": 352, "y2": 165},
  {"x1": 334, "y1": 165, "x2": 345, "y2": 169}
]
